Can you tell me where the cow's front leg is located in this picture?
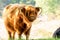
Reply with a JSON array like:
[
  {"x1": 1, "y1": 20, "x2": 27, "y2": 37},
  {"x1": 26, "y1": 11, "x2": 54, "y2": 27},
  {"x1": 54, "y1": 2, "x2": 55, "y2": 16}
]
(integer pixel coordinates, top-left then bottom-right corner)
[
  {"x1": 8, "y1": 31, "x2": 12, "y2": 40},
  {"x1": 18, "y1": 32, "x2": 22, "y2": 40},
  {"x1": 24, "y1": 27, "x2": 31, "y2": 40}
]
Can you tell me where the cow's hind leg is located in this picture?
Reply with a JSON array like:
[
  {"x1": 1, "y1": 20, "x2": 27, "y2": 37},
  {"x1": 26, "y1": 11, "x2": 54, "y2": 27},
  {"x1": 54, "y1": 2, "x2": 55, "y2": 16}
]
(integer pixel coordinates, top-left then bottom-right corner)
[
  {"x1": 18, "y1": 33, "x2": 22, "y2": 40},
  {"x1": 4, "y1": 22, "x2": 15, "y2": 40},
  {"x1": 8, "y1": 31, "x2": 12, "y2": 40},
  {"x1": 8, "y1": 31, "x2": 15, "y2": 40},
  {"x1": 12, "y1": 32, "x2": 15, "y2": 40}
]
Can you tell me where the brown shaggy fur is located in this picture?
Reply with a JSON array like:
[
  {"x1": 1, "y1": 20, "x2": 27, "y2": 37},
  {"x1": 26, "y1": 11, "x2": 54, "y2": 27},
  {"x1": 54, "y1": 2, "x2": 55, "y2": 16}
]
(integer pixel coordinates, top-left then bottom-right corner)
[{"x1": 2, "y1": 4, "x2": 41, "y2": 40}]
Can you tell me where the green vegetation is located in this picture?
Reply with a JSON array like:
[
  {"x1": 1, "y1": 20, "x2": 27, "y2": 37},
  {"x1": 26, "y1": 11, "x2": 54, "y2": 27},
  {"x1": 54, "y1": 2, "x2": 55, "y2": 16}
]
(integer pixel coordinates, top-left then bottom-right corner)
[
  {"x1": 7, "y1": 38, "x2": 60, "y2": 40},
  {"x1": 35, "y1": 0, "x2": 60, "y2": 14}
]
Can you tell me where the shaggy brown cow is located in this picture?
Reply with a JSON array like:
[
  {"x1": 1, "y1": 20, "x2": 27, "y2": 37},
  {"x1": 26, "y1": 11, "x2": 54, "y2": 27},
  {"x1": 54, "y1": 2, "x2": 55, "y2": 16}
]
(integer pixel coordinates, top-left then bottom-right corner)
[{"x1": 2, "y1": 4, "x2": 41, "y2": 40}]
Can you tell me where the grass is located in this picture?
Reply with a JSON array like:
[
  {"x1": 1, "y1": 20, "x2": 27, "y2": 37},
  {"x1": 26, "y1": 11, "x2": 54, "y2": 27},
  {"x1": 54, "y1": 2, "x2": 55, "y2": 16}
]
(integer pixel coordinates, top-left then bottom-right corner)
[
  {"x1": 1, "y1": 38, "x2": 60, "y2": 40},
  {"x1": 11, "y1": 38, "x2": 60, "y2": 40}
]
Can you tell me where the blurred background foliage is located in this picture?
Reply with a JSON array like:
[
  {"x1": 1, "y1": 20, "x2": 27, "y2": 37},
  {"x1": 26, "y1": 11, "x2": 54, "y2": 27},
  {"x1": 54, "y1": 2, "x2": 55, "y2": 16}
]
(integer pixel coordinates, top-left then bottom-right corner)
[
  {"x1": 35, "y1": 0, "x2": 60, "y2": 14},
  {"x1": 0, "y1": 0, "x2": 60, "y2": 20}
]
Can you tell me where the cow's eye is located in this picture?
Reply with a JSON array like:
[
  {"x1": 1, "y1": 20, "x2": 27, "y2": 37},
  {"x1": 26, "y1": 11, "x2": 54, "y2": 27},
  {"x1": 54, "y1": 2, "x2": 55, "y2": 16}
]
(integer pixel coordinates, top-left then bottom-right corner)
[{"x1": 26, "y1": 12, "x2": 29, "y2": 16}]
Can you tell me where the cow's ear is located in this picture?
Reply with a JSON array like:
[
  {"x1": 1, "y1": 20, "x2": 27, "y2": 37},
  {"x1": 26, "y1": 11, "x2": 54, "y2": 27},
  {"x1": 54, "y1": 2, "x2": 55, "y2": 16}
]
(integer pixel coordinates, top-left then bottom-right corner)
[
  {"x1": 5, "y1": 4, "x2": 11, "y2": 9},
  {"x1": 36, "y1": 7, "x2": 40, "y2": 12},
  {"x1": 21, "y1": 7, "x2": 26, "y2": 13}
]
